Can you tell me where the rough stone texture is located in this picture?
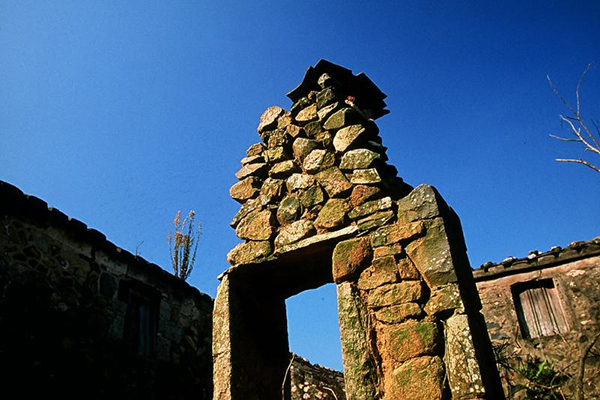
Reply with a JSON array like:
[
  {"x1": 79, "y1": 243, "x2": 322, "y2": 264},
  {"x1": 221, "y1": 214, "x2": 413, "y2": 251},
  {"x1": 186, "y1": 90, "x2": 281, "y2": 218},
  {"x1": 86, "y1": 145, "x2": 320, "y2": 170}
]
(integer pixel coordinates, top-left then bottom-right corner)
[
  {"x1": 374, "y1": 303, "x2": 423, "y2": 324},
  {"x1": 337, "y1": 282, "x2": 378, "y2": 400},
  {"x1": 264, "y1": 147, "x2": 288, "y2": 163},
  {"x1": 332, "y1": 237, "x2": 373, "y2": 283},
  {"x1": 246, "y1": 142, "x2": 265, "y2": 156},
  {"x1": 396, "y1": 256, "x2": 422, "y2": 280},
  {"x1": 356, "y1": 210, "x2": 395, "y2": 232},
  {"x1": 295, "y1": 103, "x2": 318, "y2": 123},
  {"x1": 270, "y1": 160, "x2": 299, "y2": 178},
  {"x1": 357, "y1": 255, "x2": 398, "y2": 290},
  {"x1": 405, "y1": 218, "x2": 458, "y2": 288},
  {"x1": 292, "y1": 138, "x2": 319, "y2": 164},
  {"x1": 347, "y1": 168, "x2": 382, "y2": 185},
  {"x1": 339, "y1": 148, "x2": 381, "y2": 170},
  {"x1": 235, "y1": 163, "x2": 268, "y2": 180},
  {"x1": 227, "y1": 240, "x2": 273, "y2": 266},
  {"x1": 371, "y1": 220, "x2": 425, "y2": 247},
  {"x1": 260, "y1": 177, "x2": 285, "y2": 202},
  {"x1": 274, "y1": 220, "x2": 315, "y2": 248},
  {"x1": 230, "y1": 176, "x2": 262, "y2": 202},
  {"x1": 258, "y1": 106, "x2": 284, "y2": 133},
  {"x1": 0, "y1": 182, "x2": 213, "y2": 400},
  {"x1": 277, "y1": 195, "x2": 302, "y2": 225},
  {"x1": 314, "y1": 198, "x2": 350, "y2": 230},
  {"x1": 323, "y1": 108, "x2": 362, "y2": 130},
  {"x1": 348, "y1": 196, "x2": 392, "y2": 220},
  {"x1": 366, "y1": 281, "x2": 423, "y2": 308},
  {"x1": 235, "y1": 209, "x2": 275, "y2": 240},
  {"x1": 303, "y1": 149, "x2": 335, "y2": 173},
  {"x1": 396, "y1": 184, "x2": 442, "y2": 224},
  {"x1": 350, "y1": 185, "x2": 381, "y2": 207},
  {"x1": 315, "y1": 167, "x2": 353, "y2": 198},
  {"x1": 299, "y1": 185, "x2": 325, "y2": 208},
  {"x1": 333, "y1": 124, "x2": 366, "y2": 152},
  {"x1": 290, "y1": 354, "x2": 346, "y2": 400},
  {"x1": 445, "y1": 314, "x2": 486, "y2": 399},
  {"x1": 377, "y1": 320, "x2": 440, "y2": 364},
  {"x1": 286, "y1": 173, "x2": 315, "y2": 192},
  {"x1": 386, "y1": 356, "x2": 445, "y2": 400},
  {"x1": 424, "y1": 283, "x2": 464, "y2": 316},
  {"x1": 317, "y1": 102, "x2": 340, "y2": 121}
]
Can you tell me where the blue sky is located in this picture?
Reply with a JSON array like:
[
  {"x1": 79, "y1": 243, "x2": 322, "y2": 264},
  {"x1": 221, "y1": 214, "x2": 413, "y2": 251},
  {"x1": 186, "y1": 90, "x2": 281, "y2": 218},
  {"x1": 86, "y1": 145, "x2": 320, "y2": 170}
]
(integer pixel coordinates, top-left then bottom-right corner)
[{"x1": 2, "y1": 1, "x2": 599, "y2": 371}]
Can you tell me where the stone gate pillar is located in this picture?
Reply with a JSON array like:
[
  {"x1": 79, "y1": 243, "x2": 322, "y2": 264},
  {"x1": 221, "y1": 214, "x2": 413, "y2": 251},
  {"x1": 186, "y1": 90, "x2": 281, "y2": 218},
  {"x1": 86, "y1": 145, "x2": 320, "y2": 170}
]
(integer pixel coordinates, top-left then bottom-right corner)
[{"x1": 213, "y1": 60, "x2": 504, "y2": 399}]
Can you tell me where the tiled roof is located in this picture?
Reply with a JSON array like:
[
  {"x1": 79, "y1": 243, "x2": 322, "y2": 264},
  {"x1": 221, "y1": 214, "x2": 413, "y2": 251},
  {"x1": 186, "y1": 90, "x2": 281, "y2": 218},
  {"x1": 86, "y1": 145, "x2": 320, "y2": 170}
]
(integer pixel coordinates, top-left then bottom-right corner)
[{"x1": 473, "y1": 236, "x2": 600, "y2": 281}]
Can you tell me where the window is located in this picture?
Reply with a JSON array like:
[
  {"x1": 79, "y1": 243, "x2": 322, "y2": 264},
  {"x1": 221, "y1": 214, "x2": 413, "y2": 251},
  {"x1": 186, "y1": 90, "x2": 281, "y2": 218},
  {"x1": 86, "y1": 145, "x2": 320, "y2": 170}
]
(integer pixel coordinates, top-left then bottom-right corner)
[
  {"x1": 511, "y1": 279, "x2": 568, "y2": 339},
  {"x1": 119, "y1": 280, "x2": 160, "y2": 357}
]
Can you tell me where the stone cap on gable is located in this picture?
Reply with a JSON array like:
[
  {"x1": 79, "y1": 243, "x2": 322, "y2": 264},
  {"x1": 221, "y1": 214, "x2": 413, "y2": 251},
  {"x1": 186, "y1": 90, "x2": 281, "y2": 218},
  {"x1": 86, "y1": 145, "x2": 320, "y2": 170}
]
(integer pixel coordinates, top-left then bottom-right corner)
[
  {"x1": 473, "y1": 236, "x2": 600, "y2": 282},
  {"x1": 0, "y1": 180, "x2": 212, "y2": 302},
  {"x1": 286, "y1": 59, "x2": 389, "y2": 119}
]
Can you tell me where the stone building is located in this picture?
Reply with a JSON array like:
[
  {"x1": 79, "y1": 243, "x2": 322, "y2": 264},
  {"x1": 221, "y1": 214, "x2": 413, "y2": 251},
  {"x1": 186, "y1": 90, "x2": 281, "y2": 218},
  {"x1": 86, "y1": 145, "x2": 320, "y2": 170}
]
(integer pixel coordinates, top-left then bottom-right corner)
[
  {"x1": 0, "y1": 180, "x2": 214, "y2": 400},
  {"x1": 474, "y1": 237, "x2": 600, "y2": 398}
]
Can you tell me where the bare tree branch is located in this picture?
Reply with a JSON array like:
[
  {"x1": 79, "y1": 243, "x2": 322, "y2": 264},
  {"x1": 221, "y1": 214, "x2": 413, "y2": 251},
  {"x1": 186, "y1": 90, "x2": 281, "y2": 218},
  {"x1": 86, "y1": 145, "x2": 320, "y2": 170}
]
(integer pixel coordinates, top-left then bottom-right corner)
[{"x1": 556, "y1": 158, "x2": 600, "y2": 174}]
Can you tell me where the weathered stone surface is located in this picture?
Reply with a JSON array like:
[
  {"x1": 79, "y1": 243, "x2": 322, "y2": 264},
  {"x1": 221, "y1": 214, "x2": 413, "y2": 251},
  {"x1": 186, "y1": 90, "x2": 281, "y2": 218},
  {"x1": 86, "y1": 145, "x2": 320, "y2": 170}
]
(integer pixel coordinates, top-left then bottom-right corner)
[
  {"x1": 286, "y1": 173, "x2": 314, "y2": 192},
  {"x1": 371, "y1": 220, "x2": 425, "y2": 247},
  {"x1": 246, "y1": 142, "x2": 264, "y2": 157},
  {"x1": 301, "y1": 149, "x2": 332, "y2": 174},
  {"x1": 397, "y1": 184, "x2": 442, "y2": 224},
  {"x1": 317, "y1": 102, "x2": 340, "y2": 121},
  {"x1": 350, "y1": 185, "x2": 381, "y2": 207},
  {"x1": 366, "y1": 281, "x2": 423, "y2": 308},
  {"x1": 259, "y1": 177, "x2": 285, "y2": 202},
  {"x1": 357, "y1": 210, "x2": 395, "y2": 232},
  {"x1": 340, "y1": 149, "x2": 381, "y2": 170},
  {"x1": 277, "y1": 112, "x2": 292, "y2": 129},
  {"x1": 295, "y1": 103, "x2": 318, "y2": 124},
  {"x1": 332, "y1": 237, "x2": 373, "y2": 283},
  {"x1": 378, "y1": 320, "x2": 440, "y2": 364},
  {"x1": 347, "y1": 168, "x2": 382, "y2": 185},
  {"x1": 316, "y1": 87, "x2": 338, "y2": 110},
  {"x1": 424, "y1": 283, "x2": 464, "y2": 316},
  {"x1": 348, "y1": 196, "x2": 392, "y2": 220},
  {"x1": 445, "y1": 314, "x2": 485, "y2": 399},
  {"x1": 316, "y1": 167, "x2": 353, "y2": 198},
  {"x1": 314, "y1": 198, "x2": 350, "y2": 230},
  {"x1": 396, "y1": 256, "x2": 421, "y2": 280},
  {"x1": 285, "y1": 124, "x2": 303, "y2": 138},
  {"x1": 275, "y1": 225, "x2": 358, "y2": 255},
  {"x1": 386, "y1": 356, "x2": 445, "y2": 400},
  {"x1": 299, "y1": 185, "x2": 325, "y2": 208},
  {"x1": 323, "y1": 107, "x2": 363, "y2": 130},
  {"x1": 292, "y1": 138, "x2": 319, "y2": 164},
  {"x1": 235, "y1": 163, "x2": 268, "y2": 180},
  {"x1": 258, "y1": 106, "x2": 284, "y2": 133},
  {"x1": 230, "y1": 177, "x2": 262, "y2": 202},
  {"x1": 226, "y1": 240, "x2": 273, "y2": 266},
  {"x1": 291, "y1": 96, "x2": 311, "y2": 115},
  {"x1": 337, "y1": 282, "x2": 378, "y2": 400},
  {"x1": 357, "y1": 255, "x2": 398, "y2": 290},
  {"x1": 276, "y1": 195, "x2": 301, "y2": 225},
  {"x1": 230, "y1": 195, "x2": 269, "y2": 228},
  {"x1": 267, "y1": 129, "x2": 289, "y2": 149},
  {"x1": 405, "y1": 218, "x2": 458, "y2": 288},
  {"x1": 269, "y1": 160, "x2": 299, "y2": 178},
  {"x1": 274, "y1": 220, "x2": 315, "y2": 248},
  {"x1": 235, "y1": 209, "x2": 275, "y2": 241},
  {"x1": 303, "y1": 120, "x2": 323, "y2": 138},
  {"x1": 333, "y1": 124, "x2": 366, "y2": 153},
  {"x1": 314, "y1": 130, "x2": 333, "y2": 148},
  {"x1": 264, "y1": 147, "x2": 287, "y2": 163},
  {"x1": 373, "y1": 243, "x2": 403, "y2": 259},
  {"x1": 374, "y1": 303, "x2": 423, "y2": 324},
  {"x1": 241, "y1": 154, "x2": 264, "y2": 165}
]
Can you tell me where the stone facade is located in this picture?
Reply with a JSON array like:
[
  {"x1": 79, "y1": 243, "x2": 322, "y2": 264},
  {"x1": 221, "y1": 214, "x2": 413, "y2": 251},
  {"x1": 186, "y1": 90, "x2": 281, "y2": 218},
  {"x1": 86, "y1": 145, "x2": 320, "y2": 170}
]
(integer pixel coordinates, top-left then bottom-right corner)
[
  {"x1": 215, "y1": 60, "x2": 504, "y2": 399},
  {"x1": 290, "y1": 354, "x2": 346, "y2": 400},
  {"x1": 0, "y1": 181, "x2": 213, "y2": 400},
  {"x1": 475, "y1": 238, "x2": 600, "y2": 399}
]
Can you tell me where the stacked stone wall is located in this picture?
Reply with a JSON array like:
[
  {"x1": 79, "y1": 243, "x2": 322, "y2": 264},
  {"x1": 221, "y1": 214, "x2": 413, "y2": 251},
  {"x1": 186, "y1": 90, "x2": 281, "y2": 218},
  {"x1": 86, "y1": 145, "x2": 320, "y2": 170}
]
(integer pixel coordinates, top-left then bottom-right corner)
[
  {"x1": 0, "y1": 181, "x2": 213, "y2": 400},
  {"x1": 217, "y1": 60, "x2": 504, "y2": 399}
]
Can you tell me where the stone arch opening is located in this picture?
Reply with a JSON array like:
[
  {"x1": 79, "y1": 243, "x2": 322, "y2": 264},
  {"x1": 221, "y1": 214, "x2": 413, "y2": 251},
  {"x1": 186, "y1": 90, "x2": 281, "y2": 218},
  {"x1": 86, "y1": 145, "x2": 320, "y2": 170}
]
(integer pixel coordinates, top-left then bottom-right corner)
[{"x1": 214, "y1": 60, "x2": 505, "y2": 399}]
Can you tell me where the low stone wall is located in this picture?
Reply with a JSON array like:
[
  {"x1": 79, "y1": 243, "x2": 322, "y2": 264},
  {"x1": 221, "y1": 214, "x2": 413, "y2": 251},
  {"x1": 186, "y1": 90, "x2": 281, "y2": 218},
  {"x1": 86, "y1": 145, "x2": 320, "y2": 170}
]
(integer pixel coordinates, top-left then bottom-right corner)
[
  {"x1": 290, "y1": 354, "x2": 346, "y2": 400},
  {"x1": 0, "y1": 181, "x2": 213, "y2": 400}
]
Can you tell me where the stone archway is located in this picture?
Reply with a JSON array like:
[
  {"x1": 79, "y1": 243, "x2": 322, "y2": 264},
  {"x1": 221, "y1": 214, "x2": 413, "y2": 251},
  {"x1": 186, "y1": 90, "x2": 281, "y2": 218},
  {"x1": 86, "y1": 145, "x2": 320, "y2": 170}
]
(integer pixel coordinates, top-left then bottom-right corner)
[{"x1": 213, "y1": 60, "x2": 504, "y2": 399}]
